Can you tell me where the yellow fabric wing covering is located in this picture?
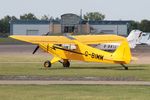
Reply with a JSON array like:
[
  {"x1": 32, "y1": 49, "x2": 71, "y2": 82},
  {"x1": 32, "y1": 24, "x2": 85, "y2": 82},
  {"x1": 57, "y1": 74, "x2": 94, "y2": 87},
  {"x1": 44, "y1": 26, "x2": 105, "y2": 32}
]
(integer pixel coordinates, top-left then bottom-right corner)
[{"x1": 10, "y1": 35, "x2": 126, "y2": 44}]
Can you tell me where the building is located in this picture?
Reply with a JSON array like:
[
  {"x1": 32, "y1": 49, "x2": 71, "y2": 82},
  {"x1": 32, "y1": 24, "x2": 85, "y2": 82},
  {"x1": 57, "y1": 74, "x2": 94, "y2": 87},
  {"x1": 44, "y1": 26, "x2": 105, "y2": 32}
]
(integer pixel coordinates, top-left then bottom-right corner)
[
  {"x1": 10, "y1": 20, "x2": 50, "y2": 35},
  {"x1": 10, "y1": 13, "x2": 131, "y2": 36}
]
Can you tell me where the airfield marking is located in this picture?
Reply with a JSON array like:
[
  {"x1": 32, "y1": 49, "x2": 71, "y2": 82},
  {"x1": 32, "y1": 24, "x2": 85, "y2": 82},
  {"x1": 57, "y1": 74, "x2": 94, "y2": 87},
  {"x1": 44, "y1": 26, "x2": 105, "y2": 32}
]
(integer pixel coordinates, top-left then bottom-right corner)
[{"x1": 0, "y1": 80, "x2": 150, "y2": 85}]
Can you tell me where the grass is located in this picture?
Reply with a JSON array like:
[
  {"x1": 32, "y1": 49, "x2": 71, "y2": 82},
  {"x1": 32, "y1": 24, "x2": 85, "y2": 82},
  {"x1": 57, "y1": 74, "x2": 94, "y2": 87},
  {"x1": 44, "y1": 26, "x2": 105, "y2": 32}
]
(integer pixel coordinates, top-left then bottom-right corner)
[
  {"x1": 0, "y1": 85, "x2": 150, "y2": 100},
  {"x1": 0, "y1": 54, "x2": 50, "y2": 62},
  {"x1": 0, "y1": 37, "x2": 27, "y2": 44},
  {"x1": 0, "y1": 53, "x2": 150, "y2": 81},
  {"x1": 0, "y1": 46, "x2": 150, "y2": 100},
  {"x1": 0, "y1": 63, "x2": 150, "y2": 80}
]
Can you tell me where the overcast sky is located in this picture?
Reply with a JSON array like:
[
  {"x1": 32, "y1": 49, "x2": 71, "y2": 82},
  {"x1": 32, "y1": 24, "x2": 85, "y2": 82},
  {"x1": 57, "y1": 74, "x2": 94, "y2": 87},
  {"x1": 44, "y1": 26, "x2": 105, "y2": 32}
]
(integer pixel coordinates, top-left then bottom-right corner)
[{"x1": 0, "y1": 0, "x2": 149, "y2": 21}]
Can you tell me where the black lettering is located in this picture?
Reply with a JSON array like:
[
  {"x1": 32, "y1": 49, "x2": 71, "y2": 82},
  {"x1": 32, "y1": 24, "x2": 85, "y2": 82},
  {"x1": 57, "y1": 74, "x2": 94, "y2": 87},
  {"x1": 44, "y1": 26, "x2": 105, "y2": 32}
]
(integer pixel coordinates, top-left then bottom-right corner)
[
  {"x1": 100, "y1": 56, "x2": 104, "y2": 60},
  {"x1": 85, "y1": 51, "x2": 88, "y2": 56},
  {"x1": 85, "y1": 51, "x2": 104, "y2": 60},
  {"x1": 91, "y1": 53, "x2": 95, "y2": 58},
  {"x1": 96, "y1": 54, "x2": 100, "y2": 59},
  {"x1": 95, "y1": 54, "x2": 104, "y2": 60}
]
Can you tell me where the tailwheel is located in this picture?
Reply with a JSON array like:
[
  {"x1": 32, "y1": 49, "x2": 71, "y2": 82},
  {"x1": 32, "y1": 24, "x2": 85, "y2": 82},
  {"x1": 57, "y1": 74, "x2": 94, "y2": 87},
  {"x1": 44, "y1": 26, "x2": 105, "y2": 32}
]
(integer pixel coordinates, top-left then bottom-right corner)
[
  {"x1": 63, "y1": 60, "x2": 70, "y2": 68},
  {"x1": 121, "y1": 64, "x2": 128, "y2": 70},
  {"x1": 44, "y1": 60, "x2": 51, "y2": 68}
]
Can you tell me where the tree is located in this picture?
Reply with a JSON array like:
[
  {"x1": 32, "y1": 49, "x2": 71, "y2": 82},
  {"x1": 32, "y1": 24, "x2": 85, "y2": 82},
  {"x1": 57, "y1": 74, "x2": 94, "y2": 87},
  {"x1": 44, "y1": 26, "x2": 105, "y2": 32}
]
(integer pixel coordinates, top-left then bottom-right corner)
[
  {"x1": 11, "y1": 16, "x2": 18, "y2": 21},
  {"x1": 20, "y1": 13, "x2": 38, "y2": 20},
  {"x1": 0, "y1": 20, "x2": 2, "y2": 33},
  {"x1": 55, "y1": 17, "x2": 61, "y2": 21},
  {"x1": 0, "y1": 15, "x2": 18, "y2": 36},
  {"x1": 139, "y1": 20, "x2": 150, "y2": 32},
  {"x1": 83, "y1": 12, "x2": 105, "y2": 21},
  {"x1": 0, "y1": 16, "x2": 14, "y2": 33},
  {"x1": 128, "y1": 21, "x2": 140, "y2": 31},
  {"x1": 49, "y1": 16, "x2": 54, "y2": 21},
  {"x1": 41, "y1": 15, "x2": 49, "y2": 20}
]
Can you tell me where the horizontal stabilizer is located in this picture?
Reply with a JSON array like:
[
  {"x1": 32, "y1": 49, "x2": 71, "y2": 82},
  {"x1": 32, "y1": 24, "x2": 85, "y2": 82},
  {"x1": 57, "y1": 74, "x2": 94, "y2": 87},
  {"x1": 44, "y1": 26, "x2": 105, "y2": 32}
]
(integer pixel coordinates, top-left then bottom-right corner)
[{"x1": 131, "y1": 57, "x2": 138, "y2": 61}]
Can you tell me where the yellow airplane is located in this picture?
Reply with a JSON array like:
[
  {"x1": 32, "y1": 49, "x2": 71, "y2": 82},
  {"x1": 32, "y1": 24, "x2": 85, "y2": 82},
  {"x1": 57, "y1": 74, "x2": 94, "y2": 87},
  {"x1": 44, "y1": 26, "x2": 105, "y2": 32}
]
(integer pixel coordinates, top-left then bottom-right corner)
[{"x1": 10, "y1": 34, "x2": 134, "y2": 70}]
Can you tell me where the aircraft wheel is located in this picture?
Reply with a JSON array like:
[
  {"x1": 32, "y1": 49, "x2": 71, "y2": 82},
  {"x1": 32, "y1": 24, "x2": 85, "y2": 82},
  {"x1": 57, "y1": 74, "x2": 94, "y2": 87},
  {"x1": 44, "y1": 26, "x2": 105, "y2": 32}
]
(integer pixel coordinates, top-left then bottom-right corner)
[
  {"x1": 63, "y1": 60, "x2": 70, "y2": 68},
  {"x1": 124, "y1": 66, "x2": 128, "y2": 70},
  {"x1": 44, "y1": 60, "x2": 51, "y2": 68}
]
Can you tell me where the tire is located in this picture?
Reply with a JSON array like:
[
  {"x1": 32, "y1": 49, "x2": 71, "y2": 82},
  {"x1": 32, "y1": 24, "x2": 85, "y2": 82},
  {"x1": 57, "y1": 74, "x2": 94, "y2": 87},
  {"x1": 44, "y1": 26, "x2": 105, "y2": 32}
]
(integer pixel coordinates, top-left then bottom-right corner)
[
  {"x1": 63, "y1": 60, "x2": 70, "y2": 68},
  {"x1": 124, "y1": 67, "x2": 128, "y2": 70},
  {"x1": 44, "y1": 60, "x2": 51, "y2": 68}
]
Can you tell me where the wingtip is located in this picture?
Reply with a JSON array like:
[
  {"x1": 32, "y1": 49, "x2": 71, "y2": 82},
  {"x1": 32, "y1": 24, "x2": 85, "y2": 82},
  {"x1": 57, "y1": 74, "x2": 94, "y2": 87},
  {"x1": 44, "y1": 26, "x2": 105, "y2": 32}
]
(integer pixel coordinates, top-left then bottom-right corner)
[
  {"x1": 9, "y1": 35, "x2": 21, "y2": 39},
  {"x1": 9, "y1": 35, "x2": 16, "y2": 38}
]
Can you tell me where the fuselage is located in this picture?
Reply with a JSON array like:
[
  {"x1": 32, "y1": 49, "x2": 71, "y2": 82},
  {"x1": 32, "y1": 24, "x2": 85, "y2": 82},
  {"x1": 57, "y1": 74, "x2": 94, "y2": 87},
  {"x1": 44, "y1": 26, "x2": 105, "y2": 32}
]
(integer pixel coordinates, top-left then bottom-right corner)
[{"x1": 39, "y1": 40, "x2": 131, "y2": 64}]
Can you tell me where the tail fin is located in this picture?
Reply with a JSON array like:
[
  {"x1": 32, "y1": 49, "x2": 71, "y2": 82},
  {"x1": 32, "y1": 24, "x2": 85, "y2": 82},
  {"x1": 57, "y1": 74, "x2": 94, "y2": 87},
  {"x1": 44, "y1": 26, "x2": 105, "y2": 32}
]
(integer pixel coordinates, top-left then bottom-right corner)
[
  {"x1": 140, "y1": 32, "x2": 150, "y2": 45},
  {"x1": 127, "y1": 30, "x2": 142, "y2": 48},
  {"x1": 112, "y1": 41, "x2": 132, "y2": 64}
]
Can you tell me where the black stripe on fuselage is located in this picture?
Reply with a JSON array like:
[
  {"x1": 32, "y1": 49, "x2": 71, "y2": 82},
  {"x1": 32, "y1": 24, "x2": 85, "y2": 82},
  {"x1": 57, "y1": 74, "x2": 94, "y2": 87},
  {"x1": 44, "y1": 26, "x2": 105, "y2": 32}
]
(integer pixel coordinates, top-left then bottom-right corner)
[{"x1": 51, "y1": 45, "x2": 84, "y2": 55}]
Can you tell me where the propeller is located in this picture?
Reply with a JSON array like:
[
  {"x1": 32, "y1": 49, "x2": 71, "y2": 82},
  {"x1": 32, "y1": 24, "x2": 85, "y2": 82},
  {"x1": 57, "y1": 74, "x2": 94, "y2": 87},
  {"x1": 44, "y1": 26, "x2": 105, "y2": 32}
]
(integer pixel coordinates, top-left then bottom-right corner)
[
  {"x1": 32, "y1": 45, "x2": 39, "y2": 54},
  {"x1": 43, "y1": 32, "x2": 50, "y2": 36},
  {"x1": 32, "y1": 32, "x2": 50, "y2": 54}
]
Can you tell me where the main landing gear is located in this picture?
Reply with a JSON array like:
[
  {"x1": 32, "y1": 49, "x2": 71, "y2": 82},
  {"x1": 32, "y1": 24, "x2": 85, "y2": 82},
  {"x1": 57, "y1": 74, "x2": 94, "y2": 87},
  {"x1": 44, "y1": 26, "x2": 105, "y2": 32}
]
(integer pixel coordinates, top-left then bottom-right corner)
[
  {"x1": 44, "y1": 60, "x2": 51, "y2": 68},
  {"x1": 120, "y1": 64, "x2": 128, "y2": 70},
  {"x1": 62, "y1": 60, "x2": 70, "y2": 68},
  {"x1": 43, "y1": 60, "x2": 70, "y2": 68}
]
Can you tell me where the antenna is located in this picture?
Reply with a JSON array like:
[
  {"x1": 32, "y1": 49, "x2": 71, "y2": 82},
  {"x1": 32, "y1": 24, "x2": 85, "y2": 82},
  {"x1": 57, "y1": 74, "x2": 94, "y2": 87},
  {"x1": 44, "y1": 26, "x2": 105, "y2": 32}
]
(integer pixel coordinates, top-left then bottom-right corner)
[{"x1": 80, "y1": 9, "x2": 83, "y2": 19}]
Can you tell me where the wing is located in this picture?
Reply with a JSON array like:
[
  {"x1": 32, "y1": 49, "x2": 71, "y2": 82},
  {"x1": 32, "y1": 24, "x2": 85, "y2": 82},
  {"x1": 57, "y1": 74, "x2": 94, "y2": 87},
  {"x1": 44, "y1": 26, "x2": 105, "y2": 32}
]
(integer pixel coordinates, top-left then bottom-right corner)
[
  {"x1": 10, "y1": 35, "x2": 74, "y2": 44},
  {"x1": 10, "y1": 34, "x2": 126, "y2": 44},
  {"x1": 75, "y1": 35, "x2": 126, "y2": 44}
]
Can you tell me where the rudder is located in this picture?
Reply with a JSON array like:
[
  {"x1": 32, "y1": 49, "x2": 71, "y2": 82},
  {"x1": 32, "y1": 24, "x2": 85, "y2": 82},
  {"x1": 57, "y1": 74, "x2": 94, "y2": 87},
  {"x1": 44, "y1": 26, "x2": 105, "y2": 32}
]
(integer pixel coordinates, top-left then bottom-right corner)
[{"x1": 112, "y1": 41, "x2": 132, "y2": 64}]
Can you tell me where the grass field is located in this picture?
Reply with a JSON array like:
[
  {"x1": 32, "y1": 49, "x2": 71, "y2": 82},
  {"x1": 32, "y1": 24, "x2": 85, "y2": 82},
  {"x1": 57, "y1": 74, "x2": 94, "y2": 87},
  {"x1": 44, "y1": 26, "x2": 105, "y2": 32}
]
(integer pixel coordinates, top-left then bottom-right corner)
[
  {"x1": 0, "y1": 37, "x2": 27, "y2": 44},
  {"x1": 0, "y1": 44, "x2": 150, "y2": 81},
  {"x1": 0, "y1": 63, "x2": 150, "y2": 80},
  {"x1": 0, "y1": 42, "x2": 150, "y2": 99},
  {"x1": 0, "y1": 85, "x2": 150, "y2": 100},
  {"x1": 0, "y1": 53, "x2": 150, "y2": 81}
]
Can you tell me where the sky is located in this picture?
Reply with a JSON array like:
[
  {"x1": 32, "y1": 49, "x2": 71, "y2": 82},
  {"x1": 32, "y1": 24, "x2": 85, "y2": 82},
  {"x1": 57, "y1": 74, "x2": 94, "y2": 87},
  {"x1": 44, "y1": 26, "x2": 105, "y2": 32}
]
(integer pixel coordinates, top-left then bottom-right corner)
[{"x1": 0, "y1": 0, "x2": 150, "y2": 21}]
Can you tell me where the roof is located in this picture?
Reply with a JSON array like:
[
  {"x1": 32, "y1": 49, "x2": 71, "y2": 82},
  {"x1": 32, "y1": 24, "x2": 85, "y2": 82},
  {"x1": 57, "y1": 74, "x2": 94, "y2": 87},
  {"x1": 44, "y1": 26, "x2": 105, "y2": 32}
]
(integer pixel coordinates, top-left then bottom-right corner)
[
  {"x1": 61, "y1": 13, "x2": 80, "y2": 18},
  {"x1": 88, "y1": 20, "x2": 131, "y2": 25},
  {"x1": 10, "y1": 20, "x2": 61, "y2": 25},
  {"x1": 11, "y1": 20, "x2": 50, "y2": 25},
  {"x1": 10, "y1": 20, "x2": 131, "y2": 25}
]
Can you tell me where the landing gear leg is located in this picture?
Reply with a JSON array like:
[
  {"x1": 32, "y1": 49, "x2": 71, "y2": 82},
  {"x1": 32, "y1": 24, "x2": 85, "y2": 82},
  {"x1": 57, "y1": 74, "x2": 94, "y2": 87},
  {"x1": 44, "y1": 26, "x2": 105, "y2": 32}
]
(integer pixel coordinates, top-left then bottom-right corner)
[
  {"x1": 62, "y1": 60, "x2": 70, "y2": 68},
  {"x1": 121, "y1": 64, "x2": 128, "y2": 70},
  {"x1": 44, "y1": 60, "x2": 51, "y2": 68}
]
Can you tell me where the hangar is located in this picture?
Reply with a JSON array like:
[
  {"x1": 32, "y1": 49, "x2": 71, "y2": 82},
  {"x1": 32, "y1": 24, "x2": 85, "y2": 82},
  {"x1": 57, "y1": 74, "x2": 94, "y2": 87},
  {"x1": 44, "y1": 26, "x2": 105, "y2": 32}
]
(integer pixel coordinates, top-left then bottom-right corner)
[
  {"x1": 10, "y1": 20, "x2": 50, "y2": 35},
  {"x1": 10, "y1": 13, "x2": 131, "y2": 36}
]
